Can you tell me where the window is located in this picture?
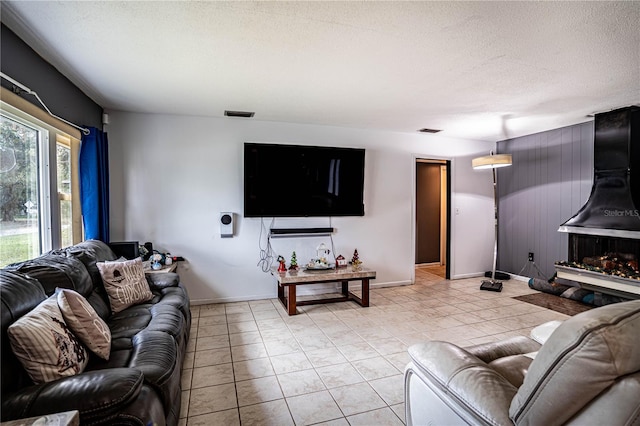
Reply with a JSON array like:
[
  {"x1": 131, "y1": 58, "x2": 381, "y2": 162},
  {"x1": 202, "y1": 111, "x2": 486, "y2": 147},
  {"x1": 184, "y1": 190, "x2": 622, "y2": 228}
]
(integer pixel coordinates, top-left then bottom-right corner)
[
  {"x1": 57, "y1": 135, "x2": 81, "y2": 248},
  {"x1": 0, "y1": 114, "x2": 47, "y2": 265},
  {"x1": 1, "y1": 94, "x2": 82, "y2": 267}
]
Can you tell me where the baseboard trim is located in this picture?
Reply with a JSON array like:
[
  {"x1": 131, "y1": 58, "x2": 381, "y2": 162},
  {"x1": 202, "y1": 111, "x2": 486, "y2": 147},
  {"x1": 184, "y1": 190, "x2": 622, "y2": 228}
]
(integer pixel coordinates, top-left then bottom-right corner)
[
  {"x1": 190, "y1": 294, "x2": 276, "y2": 305},
  {"x1": 415, "y1": 262, "x2": 442, "y2": 268},
  {"x1": 509, "y1": 273, "x2": 532, "y2": 283},
  {"x1": 190, "y1": 280, "x2": 414, "y2": 305},
  {"x1": 371, "y1": 280, "x2": 412, "y2": 288},
  {"x1": 451, "y1": 272, "x2": 485, "y2": 280},
  {"x1": 451, "y1": 271, "x2": 530, "y2": 284},
  {"x1": 189, "y1": 273, "x2": 533, "y2": 305}
]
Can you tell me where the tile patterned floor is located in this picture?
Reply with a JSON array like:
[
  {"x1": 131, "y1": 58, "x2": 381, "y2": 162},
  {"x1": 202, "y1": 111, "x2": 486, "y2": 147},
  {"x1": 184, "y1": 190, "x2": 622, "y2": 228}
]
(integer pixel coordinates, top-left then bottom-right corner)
[{"x1": 179, "y1": 269, "x2": 569, "y2": 425}]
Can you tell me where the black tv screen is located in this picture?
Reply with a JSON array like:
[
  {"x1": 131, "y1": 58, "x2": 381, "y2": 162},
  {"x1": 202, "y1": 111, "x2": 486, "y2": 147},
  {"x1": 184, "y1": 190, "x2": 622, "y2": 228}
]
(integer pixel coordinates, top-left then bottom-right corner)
[{"x1": 244, "y1": 143, "x2": 365, "y2": 217}]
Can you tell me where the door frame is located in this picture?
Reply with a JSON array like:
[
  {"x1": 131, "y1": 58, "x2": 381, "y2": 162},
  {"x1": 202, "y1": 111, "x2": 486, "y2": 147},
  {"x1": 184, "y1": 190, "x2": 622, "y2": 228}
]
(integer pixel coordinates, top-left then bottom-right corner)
[{"x1": 412, "y1": 156, "x2": 452, "y2": 281}]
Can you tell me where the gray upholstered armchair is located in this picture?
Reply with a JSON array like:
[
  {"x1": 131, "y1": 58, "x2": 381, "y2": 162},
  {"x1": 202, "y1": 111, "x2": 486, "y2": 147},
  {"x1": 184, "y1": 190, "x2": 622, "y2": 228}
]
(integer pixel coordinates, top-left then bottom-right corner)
[{"x1": 404, "y1": 299, "x2": 640, "y2": 425}]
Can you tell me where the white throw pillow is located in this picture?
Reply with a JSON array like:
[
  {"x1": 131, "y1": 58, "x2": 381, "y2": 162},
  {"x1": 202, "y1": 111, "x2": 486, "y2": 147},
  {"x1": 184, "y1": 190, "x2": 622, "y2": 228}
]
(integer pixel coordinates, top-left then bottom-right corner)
[
  {"x1": 97, "y1": 257, "x2": 153, "y2": 313},
  {"x1": 8, "y1": 295, "x2": 89, "y2": 384},
  {"x1": 57, "y1": 288, "x2": 111, "y2": 360}
]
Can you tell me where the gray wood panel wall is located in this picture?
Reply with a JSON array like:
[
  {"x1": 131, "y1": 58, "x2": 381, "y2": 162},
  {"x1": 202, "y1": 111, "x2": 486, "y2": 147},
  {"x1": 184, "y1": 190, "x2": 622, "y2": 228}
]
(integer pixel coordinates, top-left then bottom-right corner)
[{"x1": 497, "y1": 122, "x2": 594, "y2": 280}]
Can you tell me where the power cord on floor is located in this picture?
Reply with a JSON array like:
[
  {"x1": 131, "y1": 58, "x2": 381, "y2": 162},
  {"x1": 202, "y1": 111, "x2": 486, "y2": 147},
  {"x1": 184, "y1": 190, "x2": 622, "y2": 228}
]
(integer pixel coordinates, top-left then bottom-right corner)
[{"x1": 518, "y1": 258, "x2": 547, "y2": 281}]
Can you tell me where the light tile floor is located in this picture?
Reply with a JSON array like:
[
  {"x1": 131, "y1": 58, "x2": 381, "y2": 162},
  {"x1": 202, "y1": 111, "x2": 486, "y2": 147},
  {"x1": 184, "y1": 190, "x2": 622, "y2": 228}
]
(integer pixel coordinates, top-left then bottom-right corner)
[{"x1": 179, "y1": 269, "x2": 569, "y2": 425}]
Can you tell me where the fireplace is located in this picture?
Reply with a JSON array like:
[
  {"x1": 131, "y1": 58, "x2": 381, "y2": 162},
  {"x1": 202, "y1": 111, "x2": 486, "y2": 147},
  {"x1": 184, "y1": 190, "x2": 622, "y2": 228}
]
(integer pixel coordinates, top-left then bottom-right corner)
[
  {"x1": 556, "y1": 106, "x2": 640, "y2": 298},
  {"x1": 556, "y1": 234, "x2": 640, "y2": 297},
  {"x1": 566, "y1": 234, "x2": 640, "y2": 268}
]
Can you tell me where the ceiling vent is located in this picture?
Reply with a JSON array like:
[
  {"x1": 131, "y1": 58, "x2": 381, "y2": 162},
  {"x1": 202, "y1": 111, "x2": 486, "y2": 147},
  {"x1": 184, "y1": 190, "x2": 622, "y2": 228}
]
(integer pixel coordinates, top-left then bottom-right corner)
[
  {"x1": 225, "y1": 110, "x2": 255, "y2": 118},
  {"x1": 418, "y1": 128, "x2": 442, "y2": 133}
]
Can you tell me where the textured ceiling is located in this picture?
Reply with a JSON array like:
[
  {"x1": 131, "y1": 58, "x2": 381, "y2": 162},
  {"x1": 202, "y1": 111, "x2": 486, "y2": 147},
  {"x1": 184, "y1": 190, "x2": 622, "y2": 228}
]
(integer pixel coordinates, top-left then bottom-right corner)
[{"x1": 2, "y1": 1, "x2": 639, "y2": 141}]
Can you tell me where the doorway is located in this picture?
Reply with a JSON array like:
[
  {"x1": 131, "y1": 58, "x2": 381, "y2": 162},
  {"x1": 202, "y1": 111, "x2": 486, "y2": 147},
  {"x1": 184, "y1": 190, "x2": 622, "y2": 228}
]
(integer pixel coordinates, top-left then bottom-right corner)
[{"x1": 415, "y1": 159, "x2": 450, "y2": 279}]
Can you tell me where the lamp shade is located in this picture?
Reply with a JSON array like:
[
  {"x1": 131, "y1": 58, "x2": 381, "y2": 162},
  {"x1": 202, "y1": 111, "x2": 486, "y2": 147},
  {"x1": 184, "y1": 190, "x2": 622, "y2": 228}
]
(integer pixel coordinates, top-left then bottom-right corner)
[{"x1": 472, "y1": 153, "x2": 512, "y2": 170}]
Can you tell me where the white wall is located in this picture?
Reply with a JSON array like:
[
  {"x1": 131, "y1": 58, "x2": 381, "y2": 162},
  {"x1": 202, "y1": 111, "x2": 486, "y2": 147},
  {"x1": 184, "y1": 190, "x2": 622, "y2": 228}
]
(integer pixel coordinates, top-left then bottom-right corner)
[{"x1": 107, "y1": 112, "x2": 495, "y2": 303}]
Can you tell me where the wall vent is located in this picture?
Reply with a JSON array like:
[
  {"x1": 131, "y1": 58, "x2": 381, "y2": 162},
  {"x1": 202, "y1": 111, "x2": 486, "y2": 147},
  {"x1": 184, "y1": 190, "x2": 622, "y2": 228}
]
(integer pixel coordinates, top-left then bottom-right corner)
[
  {"x1": 225, "y1": 110, "x2": 255, "y2": 118},
  {"x1": 418, "y1": 128, "x2": 442, "y2": 133}
]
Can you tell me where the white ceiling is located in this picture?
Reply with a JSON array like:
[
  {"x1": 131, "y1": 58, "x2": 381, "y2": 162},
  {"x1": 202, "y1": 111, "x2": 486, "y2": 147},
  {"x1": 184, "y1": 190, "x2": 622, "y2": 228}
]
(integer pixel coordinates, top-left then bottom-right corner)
[{"x1": 2, "y1": 1, "x2": 639, "y2": 142}]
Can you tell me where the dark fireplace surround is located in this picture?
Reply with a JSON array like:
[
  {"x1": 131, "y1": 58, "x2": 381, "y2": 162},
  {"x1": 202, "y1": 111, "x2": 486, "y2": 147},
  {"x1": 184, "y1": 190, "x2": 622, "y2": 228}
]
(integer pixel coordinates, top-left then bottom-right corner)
[{"x1": 557, "y1": 106, "x2": 640, "y2": 298}]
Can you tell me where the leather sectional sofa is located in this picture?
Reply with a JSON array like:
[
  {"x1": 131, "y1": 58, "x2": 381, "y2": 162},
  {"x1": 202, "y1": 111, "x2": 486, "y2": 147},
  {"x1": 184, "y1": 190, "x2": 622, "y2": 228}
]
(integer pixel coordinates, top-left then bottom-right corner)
[{"x1": 1, "y1": 240, "x2": 191, "y2": 425}]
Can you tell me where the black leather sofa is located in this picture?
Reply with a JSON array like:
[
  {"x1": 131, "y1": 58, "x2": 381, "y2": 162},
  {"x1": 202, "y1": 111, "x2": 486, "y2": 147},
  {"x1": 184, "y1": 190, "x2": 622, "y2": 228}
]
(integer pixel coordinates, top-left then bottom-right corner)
[{"x1": 1, "y1": 240, "x2": 191, "y2": 425}]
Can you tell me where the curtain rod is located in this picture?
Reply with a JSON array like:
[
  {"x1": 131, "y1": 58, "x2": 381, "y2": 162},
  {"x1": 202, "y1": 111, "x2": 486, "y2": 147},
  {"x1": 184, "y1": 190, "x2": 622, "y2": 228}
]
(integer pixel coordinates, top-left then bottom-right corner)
[{"x1": 1, "y1": 72, "x2": 90, "y2": 136}]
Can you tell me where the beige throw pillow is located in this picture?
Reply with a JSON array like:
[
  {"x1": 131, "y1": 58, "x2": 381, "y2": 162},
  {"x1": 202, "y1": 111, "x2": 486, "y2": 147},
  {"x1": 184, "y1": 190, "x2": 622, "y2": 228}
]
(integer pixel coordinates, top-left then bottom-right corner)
[
  {"x1": 8, "y1": 295, "x2": 89, "y2": 384},
  {"x1": 56, "y1": 288, "x2": 111, "y2": 360},
  {"x1": 97, "y1": 257, "x2": 153, "y2": 313}
]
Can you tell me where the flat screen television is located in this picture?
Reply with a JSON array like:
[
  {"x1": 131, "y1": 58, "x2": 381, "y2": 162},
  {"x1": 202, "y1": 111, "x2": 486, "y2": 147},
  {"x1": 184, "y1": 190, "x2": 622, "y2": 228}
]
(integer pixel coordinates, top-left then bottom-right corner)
[{"x1": 244, "y1": 143, "x2": 365, "y2": 217}]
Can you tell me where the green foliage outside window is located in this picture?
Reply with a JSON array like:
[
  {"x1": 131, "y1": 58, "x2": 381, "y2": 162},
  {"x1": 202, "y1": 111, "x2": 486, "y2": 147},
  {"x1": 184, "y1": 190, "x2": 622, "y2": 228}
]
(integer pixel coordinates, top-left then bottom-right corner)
[
  {"x1": 1, "y1": 115, "x2": 40, "y2": 267},
  {"x1": 1, "y1": 115, "x2": 38, "y2": 222}
]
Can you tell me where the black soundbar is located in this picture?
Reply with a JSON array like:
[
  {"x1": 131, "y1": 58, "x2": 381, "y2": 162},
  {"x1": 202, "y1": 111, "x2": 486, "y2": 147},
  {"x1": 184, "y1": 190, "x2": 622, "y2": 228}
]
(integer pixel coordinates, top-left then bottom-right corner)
[{"x1": 270, "y1": 227, "x2": 334, "y2": 235}]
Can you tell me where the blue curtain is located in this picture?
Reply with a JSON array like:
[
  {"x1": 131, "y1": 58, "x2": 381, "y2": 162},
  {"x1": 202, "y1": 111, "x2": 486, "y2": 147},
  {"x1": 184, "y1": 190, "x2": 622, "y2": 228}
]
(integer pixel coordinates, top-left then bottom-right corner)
[{"x1": 79, "y1": 127, "x2": 110, "y2": 242}]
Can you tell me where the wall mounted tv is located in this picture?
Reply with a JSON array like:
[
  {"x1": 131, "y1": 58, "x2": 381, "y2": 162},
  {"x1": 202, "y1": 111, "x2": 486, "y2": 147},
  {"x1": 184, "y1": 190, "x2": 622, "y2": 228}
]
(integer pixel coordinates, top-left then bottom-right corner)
[{"x1": 244, "y1": 143, "x2": 365, "y2": 217}]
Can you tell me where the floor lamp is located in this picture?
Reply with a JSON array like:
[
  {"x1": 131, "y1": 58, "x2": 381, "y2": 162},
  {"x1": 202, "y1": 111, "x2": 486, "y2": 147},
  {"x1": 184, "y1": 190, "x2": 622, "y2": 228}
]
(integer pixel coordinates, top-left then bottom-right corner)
[{"x1": 472, "y1": 151, "x2": 513, "y2": 291}]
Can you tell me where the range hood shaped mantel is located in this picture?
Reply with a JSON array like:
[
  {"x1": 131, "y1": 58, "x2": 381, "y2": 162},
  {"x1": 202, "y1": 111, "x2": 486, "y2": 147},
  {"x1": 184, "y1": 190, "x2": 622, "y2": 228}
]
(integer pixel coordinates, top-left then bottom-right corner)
[{"x1": 559, "y1": 106, "x2": 640, "y2": 239}]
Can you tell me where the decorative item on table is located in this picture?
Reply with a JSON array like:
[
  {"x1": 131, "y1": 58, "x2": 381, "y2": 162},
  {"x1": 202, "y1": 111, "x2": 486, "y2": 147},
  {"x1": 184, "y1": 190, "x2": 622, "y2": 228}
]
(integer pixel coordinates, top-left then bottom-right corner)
[
  {"x1": 149, "y1": 252, "x2": 164, "y2": 270},
  {"x1": 144, "y1": 242, "x2": 153, "y2": 260},
  {"x1": 165, "y1": 252, "x2": 173, "y2": 266},
  {"x1": 138, "y1": 244, "x2": 149, "y2": 261},
  {"x1": 306, "y1": 242, "x2": 333, "y2": 270},
  {"x1": 289, "y1": 251, "x2": 299, "y2": 271},
  {"x1": 351, "y1": 249, "x2": 362, "y2": 270},
  {"x1": 316, "y1": 242, "x2": 330, "y2": 260},
  {"x1": 336, "y1": 254, "x2": 347, "y2": 267},
  {"x1": 277, "y1": 255, "x2": 287, "y2": 273},
  {"x1": 306, "y1": 258, "x2": 332, "y2": 270}
]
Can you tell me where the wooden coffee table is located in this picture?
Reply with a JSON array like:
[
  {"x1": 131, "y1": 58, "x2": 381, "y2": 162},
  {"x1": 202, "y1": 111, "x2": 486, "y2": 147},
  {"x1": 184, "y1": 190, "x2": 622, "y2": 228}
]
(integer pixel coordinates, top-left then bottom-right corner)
[{"x1": 273, "y1": 267, "x2": 376, "y2": 315}]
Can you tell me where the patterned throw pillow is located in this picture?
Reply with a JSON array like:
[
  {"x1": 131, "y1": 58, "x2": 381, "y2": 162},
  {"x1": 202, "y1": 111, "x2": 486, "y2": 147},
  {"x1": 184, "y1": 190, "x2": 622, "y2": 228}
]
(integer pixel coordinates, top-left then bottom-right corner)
[
  {"x1": 8, "y1": 295, "x2": 89, "y2": 384},
  {"x1": 56, "y1": 288, "x2": 111, "y2": 360},
  {"x1": 97, "y1": 257, "x2": 153, "y2": 314}
]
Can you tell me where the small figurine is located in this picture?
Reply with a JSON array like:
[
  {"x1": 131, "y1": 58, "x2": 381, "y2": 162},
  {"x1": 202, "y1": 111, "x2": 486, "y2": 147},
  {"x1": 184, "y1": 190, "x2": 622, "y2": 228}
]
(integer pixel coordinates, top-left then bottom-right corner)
[
  {"x1": 277, "y1": 255, "x2": 287, "y2": 273},
  {"x1": 316, "y1": 243, "x2": 330, "y2": 265},
  {"x1": 336, "y1": 254, "x2": 347, "y2": 267},
  {"x1": 150, "y1": 252, "x2": 164, "y2": 270},
  {"x1": 351, "y1": 249, "x2": 362, "y2": 270},
  {"x1": 289, "y1": 251, "x2": 299, "y2": 271}
]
